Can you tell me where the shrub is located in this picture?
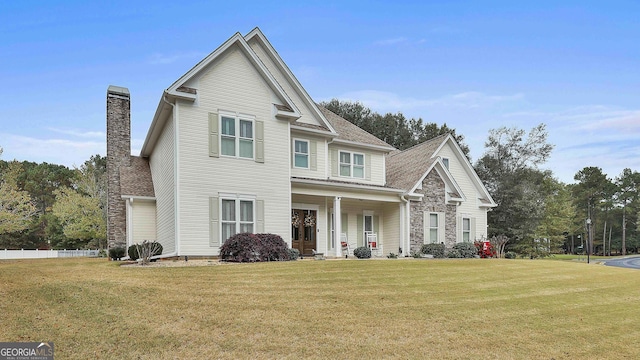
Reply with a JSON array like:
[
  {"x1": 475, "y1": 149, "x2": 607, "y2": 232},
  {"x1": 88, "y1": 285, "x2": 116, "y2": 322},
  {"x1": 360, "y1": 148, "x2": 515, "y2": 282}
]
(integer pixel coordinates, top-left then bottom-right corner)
[
  {"x1": 387, "y1": 253, "x2": 398, "y2": 259},
  {"x1": 108, "y1": 246, "x2": 125, "y2": 261},
  {"x1": 453, "y1": 242, "x2": 477, "y2": 258},
  {"x1": 219, "y1": 233, "x2": 290, "y2": 262},
  {"x1": 447, "y1": 249, "x2": 462, "y2": 258},
  {"x1": 474, "y1": 241, "x2": 496, "y2": 258},
  {"x1": 353, "y1": 246, "x2": 371, "y2": 259},
  {"x1": 288, "y1": 248, "x2": 300, "y2": 260},
  {"x1": 505, "y1": 251, "x2": 517, "y2": 259},
  {"x1": 421, "y1": 243, "x2": 445, "y2": 258},
  {"x1": 128, "y1": 245, "x2": 139, "y2": 261}
]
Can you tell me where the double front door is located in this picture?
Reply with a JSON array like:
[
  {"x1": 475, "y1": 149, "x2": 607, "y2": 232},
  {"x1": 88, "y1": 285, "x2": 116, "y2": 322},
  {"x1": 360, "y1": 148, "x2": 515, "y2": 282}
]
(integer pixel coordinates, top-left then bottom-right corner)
[{"x1": 291, "y1": 209, "x2": 317, "y2": 256}]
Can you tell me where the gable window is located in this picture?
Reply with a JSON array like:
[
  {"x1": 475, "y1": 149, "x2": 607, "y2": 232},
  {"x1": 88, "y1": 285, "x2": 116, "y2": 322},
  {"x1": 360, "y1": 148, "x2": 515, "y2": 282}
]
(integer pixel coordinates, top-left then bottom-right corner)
[
  {"x1": 220, "y1": 114, "x2": 254, "y2": 159},
  {"x1": 339, "y1": 151, "x2": 365, "y2": 178},
  {"x1": 462, "y1": 218, "x2": 471, "y2": 242},
  {"x1": 442, "y1": 158, "x2": 449, "y2": 169},
  {"x1": 221, "y1": 198, "x2": 254, "y2": 242},
  {"x1": 294, "y1": 140, "x2": 309, "y2": 168}
]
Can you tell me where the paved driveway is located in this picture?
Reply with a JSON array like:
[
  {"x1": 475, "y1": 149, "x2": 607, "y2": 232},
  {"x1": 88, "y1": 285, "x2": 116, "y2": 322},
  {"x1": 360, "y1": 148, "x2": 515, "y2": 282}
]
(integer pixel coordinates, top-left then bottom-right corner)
[{"x1": 604, "y1": 256, "x2": 640, "y2": 270}]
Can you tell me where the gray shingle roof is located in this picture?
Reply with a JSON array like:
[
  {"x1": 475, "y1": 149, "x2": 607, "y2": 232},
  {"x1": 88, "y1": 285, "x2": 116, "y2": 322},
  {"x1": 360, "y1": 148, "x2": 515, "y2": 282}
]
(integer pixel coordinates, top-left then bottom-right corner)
[
  {"x1": 120, "y1": 156, "x2": 155, "y2": 197},
  {"x1": 385, "y1": 134, "x2": 449, "y2": 191},
  {"x1": 317, "y1": 106, "x2": 395, "y2": 149}
]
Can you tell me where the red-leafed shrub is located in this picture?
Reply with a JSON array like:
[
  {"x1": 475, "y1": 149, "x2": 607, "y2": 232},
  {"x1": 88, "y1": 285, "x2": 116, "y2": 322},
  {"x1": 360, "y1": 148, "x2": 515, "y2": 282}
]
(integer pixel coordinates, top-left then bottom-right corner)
[
  {"x1": 219, "y1": 233, "x2": 291, "y2": 262},
  {"x1": 474, "y1": 240, "x2": 496, "y2": 258}
]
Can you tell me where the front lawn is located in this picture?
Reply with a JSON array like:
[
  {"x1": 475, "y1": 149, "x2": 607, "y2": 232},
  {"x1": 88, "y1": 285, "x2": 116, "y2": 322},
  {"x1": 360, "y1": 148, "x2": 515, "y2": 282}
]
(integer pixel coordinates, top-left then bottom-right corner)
[{"x1": 1, "y1": 258, "x2": 639, "y2": 359}]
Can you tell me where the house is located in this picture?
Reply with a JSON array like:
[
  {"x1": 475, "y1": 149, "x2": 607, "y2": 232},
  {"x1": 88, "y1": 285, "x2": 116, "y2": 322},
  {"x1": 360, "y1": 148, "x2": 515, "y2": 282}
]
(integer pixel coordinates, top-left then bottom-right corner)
[{"x1": 106, "y1": 28, "x2": 496, "y2": 258}]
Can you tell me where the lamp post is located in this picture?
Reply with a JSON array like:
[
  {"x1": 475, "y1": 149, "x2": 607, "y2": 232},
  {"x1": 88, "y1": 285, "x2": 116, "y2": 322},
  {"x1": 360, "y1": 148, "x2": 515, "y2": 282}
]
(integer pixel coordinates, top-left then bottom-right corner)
[{"x1": 586, "y1": 218, "x2": 592, "y2": 264}]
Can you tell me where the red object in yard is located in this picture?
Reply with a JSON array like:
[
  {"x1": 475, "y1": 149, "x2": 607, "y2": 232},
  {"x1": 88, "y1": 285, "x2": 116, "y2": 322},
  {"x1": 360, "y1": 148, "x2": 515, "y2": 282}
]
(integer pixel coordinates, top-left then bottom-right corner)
[{"x1": 475, "y1": 241, "x2": 496, "y2": 258}]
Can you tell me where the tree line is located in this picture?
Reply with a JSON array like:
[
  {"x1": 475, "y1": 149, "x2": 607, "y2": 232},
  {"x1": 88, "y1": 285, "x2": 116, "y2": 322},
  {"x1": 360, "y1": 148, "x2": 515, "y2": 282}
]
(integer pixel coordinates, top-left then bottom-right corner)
[
  {"x1": 0, "y1": 147, "x2": 106, "y2": 250},
  {"x1": 2, "y1": 101, "x2": 639, "y2": 256},
  {"x1": 324, "y1": 99, "x2": 640, "y2": 257}
]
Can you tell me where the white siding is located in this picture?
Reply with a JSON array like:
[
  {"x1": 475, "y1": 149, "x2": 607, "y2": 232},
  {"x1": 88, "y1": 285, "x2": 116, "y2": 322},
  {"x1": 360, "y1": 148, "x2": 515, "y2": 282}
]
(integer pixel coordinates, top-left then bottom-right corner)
[
  {"x1": 437, "y1": 142, "x2": 488, "y2": 241},
  {"x1": 247, "y1": 39, "x2": 325, "y2": 128},
  {"x1": 328, "y1": 144, "x2": 386, "y2": 186},
  {"x1": 290, "y1": 134, "x2": 327, "y2": 179},
  {"x1": 149, "y1": 115, "x2": 176, "y2": 254},
  {"x1": 176, "y1": 45, "x2": 291, "y2": 256},
  {"x1": 132, "y1": 201, "x2": 157, "y2": 244}
]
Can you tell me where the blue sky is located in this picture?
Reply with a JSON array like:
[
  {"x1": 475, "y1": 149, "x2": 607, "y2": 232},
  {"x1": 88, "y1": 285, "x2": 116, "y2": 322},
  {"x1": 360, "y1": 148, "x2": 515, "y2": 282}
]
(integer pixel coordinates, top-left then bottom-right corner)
[{"x1": 0, "y1": 1, "x2": 638, "y2": 184}]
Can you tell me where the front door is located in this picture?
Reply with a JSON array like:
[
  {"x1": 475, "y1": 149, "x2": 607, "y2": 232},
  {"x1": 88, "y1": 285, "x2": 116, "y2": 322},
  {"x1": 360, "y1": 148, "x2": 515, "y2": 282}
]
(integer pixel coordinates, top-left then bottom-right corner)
[{"x1": 292, "y1": 209, "x2": 317, "y2": 256}]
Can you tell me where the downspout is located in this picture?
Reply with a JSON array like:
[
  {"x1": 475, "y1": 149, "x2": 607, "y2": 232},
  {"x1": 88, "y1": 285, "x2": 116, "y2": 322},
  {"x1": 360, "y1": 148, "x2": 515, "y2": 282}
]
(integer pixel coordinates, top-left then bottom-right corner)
[{"x1": 162, "y1": 92, "x2": 179, "y2": 258}]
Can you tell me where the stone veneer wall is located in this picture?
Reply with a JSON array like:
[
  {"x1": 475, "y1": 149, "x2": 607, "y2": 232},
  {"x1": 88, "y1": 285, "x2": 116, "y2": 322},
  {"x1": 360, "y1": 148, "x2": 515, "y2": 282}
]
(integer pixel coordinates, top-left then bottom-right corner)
[
  {"x1": 106, "y1": 86, "x2": 131, "y2": 250},
  {"x1": 409, "y1": 171, "x2": 457, "y2": 253}
]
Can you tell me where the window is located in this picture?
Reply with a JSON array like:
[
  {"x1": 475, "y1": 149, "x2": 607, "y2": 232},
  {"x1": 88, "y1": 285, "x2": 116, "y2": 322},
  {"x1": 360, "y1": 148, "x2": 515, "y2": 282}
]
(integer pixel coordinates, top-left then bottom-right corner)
[
  {"x1": 221, "y1": 198, "x2": 254, "y2": 242},
  {"x1": 462, "y1": 218, "x2": 471, "y2": 242},
  {"x1": 220, "y1": 114, "x2": 254, "y2": 159},
  {"x1": 429, "y1": 213, "x2": 438, "y2": 243},
  {"x1": 339, "y1": 151, "x2": 365, "y2": 178},
  {"x1": 442, "y1": 158, "x2": 449, "y2": 169},
  {"x1": 294, "y1": 140, "x2": 309, "y2": 168},
  {"x1": 424, "y1": 212, "x2": 444, "y2": 244}
]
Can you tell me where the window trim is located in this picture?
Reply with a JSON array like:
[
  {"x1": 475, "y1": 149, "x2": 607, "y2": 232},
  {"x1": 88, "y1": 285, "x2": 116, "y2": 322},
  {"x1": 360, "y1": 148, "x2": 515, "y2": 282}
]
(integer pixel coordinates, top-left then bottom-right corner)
[
  {"x1": 293, "y1": 138, "x2": 310, "y2": 169},
  {"x1": 219, "y1": 112, "x2": 255, "y2": 160},
  {"x1": 338, "y1": 150, "x2": 365, "y2": 179}
]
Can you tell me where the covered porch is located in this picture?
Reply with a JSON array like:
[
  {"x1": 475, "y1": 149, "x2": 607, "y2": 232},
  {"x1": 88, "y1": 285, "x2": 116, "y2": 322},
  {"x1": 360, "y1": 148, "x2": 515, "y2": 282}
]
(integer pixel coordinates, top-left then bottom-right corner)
[{"x1": 291, "y1": 178, "x2": 405, "y2": 258}]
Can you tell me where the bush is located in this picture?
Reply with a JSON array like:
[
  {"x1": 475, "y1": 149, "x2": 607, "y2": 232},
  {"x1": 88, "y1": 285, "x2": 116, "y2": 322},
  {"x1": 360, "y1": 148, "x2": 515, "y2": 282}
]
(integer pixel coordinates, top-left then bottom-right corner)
[
  {"x1": 387, "y1": 252, "x2": 398, "y2": 259},
  {"x1": 505, "y1": 251, "x2": 517, "y2": 259},
  {"x1": 288, "y1": 248, "x2": 300, "y2": 260},
  {"x1": 353, "y1": 246, "x2": 371, "y2": 259},
  {"x1": 421, "y1": 243, "x2": 446, "y2": 258},
  {"x1": 452, "y1": 242, "x2": 477, "y2": 258},
  {"x1": 447, "y1": 249, "x2": 462, "y2": 258},
  {"x1": 108, "y1": 246, "x2": 125, "y2": 261},
  {"x1": 127, "y1": 241, "x2": 163, "y2": 261},
  {"x1": 128, "y1": 245, "x2": 139, "y2": 260},
  {"x1": 219, "y1": 233, "x2": 290, "y2": 262}
]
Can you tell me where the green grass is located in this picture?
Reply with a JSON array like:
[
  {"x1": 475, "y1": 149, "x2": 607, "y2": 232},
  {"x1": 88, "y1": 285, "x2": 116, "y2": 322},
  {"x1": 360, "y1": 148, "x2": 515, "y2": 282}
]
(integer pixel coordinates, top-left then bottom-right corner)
[
  {"x1": 548, "y1": 254, "x2": 612, "y2": 261},
  {"x1": 1, "y1": 258, "x2": 640, "y2": 359}
]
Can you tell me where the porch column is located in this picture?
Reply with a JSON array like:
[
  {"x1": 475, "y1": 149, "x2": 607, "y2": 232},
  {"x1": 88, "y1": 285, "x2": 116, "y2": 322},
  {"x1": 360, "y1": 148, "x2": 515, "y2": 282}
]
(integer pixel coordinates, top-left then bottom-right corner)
[{"x1": 334, "y1": 196, "x2": 342, "y2": 257}]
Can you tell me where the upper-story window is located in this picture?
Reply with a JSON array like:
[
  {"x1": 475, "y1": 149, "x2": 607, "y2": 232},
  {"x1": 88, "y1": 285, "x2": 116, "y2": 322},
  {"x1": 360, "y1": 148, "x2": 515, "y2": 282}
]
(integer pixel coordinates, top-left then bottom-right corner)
[
  {"x1": 220, "y1": 114, "x2": 254, "y2": 159},
  {"x1": 293, "y1": 139, "x2": 309, "y2": 168},
  {"x1": 339, "y1": 151, "x2": 365, "y2": 178},
  {"x1": 442, "y1": 157, "x2": 449, "y2": 169}
]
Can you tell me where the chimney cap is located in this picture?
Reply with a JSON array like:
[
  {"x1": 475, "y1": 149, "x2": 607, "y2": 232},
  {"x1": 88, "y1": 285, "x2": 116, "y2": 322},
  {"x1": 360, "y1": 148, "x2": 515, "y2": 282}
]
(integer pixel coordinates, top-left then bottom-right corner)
[{"x1": 107, "y1": 85, "x2": 130, "y2": 97}]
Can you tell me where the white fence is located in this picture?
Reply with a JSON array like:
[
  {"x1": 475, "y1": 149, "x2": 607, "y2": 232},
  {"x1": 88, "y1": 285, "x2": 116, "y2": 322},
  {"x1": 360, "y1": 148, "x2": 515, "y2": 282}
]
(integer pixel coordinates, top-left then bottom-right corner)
[{"x1": 0, "y1": 249, "x2": 100, "y2": 260}]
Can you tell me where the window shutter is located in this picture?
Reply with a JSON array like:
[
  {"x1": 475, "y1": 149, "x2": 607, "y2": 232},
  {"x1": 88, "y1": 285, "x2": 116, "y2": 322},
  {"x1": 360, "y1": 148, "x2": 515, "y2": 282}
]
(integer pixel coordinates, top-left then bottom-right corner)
[
  {"x1": 365, "y1": 153, "x2": 371, "y2": 180},
  {"x1": 256, "y1": 200, "x2": 265, "y2": 233},
  {"x1": 310, "y1": 140, "x2": 317, "y2": 171},
  {"x1": 470, "y1": 217, "x2": 476, "y2": 242},
  {"x1": 438, "y1": 212, "x2": 445, "y2": 244},
  {"x1": 357, "y1": 215, "x2": 363, "y2": 247},
  {"x1": 209, "y1": 196, "x2": 219, "y2": 246},
  {"x1": 208, "y1": 113, "x2": 219, "y2": 158},
  {"x1": 456, "y1": 216, "x2": 462, "y2": 243},
  {"x1": 331, "y1": 148, "x2": 338, "y2": 177},
  {"x1": 255, "y1": 120, "x2": 264, "y2": 163}
]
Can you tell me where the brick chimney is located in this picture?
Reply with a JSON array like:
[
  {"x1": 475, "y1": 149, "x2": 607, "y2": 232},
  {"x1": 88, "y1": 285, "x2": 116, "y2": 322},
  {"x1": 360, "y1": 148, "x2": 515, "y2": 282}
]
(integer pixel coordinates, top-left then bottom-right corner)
[{"x1": 106, "y1": 85, "x2": 131, "y2": 250}]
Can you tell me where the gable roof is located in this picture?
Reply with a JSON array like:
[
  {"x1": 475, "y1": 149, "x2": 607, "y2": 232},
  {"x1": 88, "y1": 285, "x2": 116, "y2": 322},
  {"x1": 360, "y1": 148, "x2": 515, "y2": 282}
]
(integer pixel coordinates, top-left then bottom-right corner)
[
  {"x1": 244, "y1": 28, "x2": 337, "y2": 135},
  {"x1": 318, "y1": 106, "x2": 396, "y2": 151},
  {"x1": 141, "y1": 29, "x2": 303, "y2": 156},
  {"x1": 386, "y1": 134, "x2": 496, "y2": 206},
  {"x1": 386, "y1": 134, "x2": 448, "y2": 191}
]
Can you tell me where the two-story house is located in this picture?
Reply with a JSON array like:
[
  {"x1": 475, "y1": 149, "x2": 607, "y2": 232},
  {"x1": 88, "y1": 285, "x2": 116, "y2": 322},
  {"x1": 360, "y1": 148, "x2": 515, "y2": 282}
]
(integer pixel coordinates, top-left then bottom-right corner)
[{"x1": 106, "y1": 28, "x2": 496, "y2": 259}]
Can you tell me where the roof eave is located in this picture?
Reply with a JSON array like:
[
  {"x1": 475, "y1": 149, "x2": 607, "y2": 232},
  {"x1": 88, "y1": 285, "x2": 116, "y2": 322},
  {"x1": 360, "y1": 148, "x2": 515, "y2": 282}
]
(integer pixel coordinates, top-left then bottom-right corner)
[{"x1": 331, "y1": 138, "x2": 396, "y2": 152}]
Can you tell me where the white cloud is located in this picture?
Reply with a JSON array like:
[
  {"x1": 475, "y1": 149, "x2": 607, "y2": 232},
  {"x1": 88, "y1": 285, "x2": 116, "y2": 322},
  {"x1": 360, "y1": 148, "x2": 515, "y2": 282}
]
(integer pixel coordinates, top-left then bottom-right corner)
[
  {"x1": 0, "y1": 133, "x2": 104, "y2": 167},
  {"x1": 47, "y1": 127, "x2": 105, "y2": 138},
  {"x1": 374, "y1": 37, "x2": 408, "y2": 46}
]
